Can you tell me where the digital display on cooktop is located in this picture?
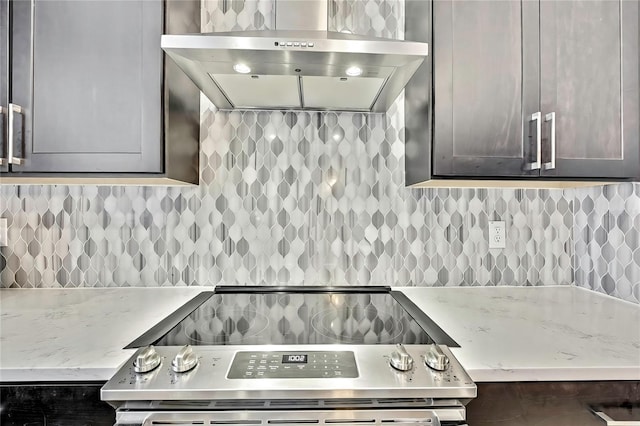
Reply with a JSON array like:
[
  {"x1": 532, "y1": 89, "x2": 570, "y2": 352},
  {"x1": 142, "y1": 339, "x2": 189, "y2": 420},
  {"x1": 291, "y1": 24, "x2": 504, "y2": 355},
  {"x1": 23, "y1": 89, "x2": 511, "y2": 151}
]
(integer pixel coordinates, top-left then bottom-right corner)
[
  {"x1": 153, "y1": 292, "x2": 434, "y2": 346},
  {"x1": 282, "y1": 354, "x2": 308, "y2": 364}
]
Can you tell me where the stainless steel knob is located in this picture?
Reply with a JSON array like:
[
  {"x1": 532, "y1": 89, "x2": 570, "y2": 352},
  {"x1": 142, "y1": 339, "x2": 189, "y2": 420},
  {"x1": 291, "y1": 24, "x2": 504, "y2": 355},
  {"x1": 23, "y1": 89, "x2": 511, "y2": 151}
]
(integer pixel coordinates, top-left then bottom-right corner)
[
  {"x1": 425, "y1": 344, "x2": 450, "y2": 371},
  {"x1": 133, "y1": 345, "x2": 161, "y2": 373},
  {"x1": 171, "y1": 345, "x2": 198, "y2": 373},
  {"x1": 389, "y1": 344, "x2": 414, "y2": 371}
]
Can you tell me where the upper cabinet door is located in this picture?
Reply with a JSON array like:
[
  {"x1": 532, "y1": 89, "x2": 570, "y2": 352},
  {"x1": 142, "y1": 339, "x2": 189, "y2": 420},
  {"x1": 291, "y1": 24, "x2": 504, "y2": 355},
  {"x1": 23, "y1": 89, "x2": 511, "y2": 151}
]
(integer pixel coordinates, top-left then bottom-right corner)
[
  {"x1": 432, "y1": 0, "x2": 541, "y2": 177},
  {"x1": 10, "y1": 0, "x2": 163, "y2": 173},
  {"x1": 539, "y1": 0, "x2": 640, "y2": 179},
  {"x1": 0, "y1": 0, "x2": 8, "y2": 173}
]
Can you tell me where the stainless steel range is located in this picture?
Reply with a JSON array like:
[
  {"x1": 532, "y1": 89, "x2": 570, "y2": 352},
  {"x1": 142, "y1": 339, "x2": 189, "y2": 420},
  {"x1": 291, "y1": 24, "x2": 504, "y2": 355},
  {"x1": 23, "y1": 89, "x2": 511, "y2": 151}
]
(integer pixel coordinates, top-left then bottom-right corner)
[{"x1": 102, "y1": 286, "x2": 476, "y2": 426}]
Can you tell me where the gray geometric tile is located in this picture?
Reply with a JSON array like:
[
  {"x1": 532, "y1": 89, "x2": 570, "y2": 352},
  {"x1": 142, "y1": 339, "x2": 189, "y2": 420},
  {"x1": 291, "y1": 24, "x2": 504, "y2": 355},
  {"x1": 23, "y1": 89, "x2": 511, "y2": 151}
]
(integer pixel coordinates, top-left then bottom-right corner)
[
  {"x1": 573, "y1": 183, "x2": 640, "y2": 304},
  {"x1": 0, "y1": 0, "x2": 577, "y2": 290},
  {"x1": 329, "y1": 0, "x2": 404, "y2": 39}
]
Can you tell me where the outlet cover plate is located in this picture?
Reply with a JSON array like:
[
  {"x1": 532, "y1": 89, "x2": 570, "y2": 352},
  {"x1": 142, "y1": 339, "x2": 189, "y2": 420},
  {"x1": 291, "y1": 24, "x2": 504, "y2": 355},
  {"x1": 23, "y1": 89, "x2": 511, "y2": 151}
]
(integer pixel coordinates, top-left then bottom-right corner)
[{"x1": 489, "y1": 220, "x2": 506, "y2": 249}]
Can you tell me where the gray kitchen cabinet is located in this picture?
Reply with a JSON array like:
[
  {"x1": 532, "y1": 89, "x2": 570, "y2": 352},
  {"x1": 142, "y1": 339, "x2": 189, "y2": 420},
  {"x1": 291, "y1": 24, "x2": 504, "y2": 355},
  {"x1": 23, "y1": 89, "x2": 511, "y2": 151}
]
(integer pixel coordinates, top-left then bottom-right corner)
[
  {"x1": 539, "y1": 0, "x2": 639, "y2": 179},
  {"x1": 1, "y1": 0, "x2": 200, "y2": 182},
  {"x1": 0, "y1": 0, "x2": 9, "y2": 173},
  {"x1": 0, "y1": 383, "x2": 114, "y2": 425},
  {"x1": 431, "y1": 0, "x2": 541, "y2": 178},
  {"x1": 467, "y1": 381, "x2": 640, "y2": 426},
  {"x1": 406, "y1": 0, "x2": 640, "y2": 184}
]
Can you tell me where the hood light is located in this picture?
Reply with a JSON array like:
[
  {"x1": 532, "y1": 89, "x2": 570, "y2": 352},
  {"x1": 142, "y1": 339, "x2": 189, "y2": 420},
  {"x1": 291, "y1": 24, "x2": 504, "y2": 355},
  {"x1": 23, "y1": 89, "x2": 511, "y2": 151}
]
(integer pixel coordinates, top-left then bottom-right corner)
[
  {"x1": 233, "y1": 63, "x2": 251, "y2": 74},
  {"x1": 345, "y1": 66, "x2": 363, "y2": 77}
]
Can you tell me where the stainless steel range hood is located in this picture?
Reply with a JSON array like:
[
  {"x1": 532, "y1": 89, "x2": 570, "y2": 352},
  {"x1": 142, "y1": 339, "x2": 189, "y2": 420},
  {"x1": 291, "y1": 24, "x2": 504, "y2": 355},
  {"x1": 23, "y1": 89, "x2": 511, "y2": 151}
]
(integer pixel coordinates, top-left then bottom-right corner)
[{"x1": 161, "y1": 0, "x2": 428, "y2": 113}]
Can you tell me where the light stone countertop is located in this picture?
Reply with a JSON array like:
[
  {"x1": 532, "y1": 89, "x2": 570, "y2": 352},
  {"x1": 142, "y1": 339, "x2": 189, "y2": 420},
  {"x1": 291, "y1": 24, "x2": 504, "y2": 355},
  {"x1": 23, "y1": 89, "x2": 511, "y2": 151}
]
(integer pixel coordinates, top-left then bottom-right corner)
[
  {"x1": 0, "y1": 287, "x2": 204, "y2": 382},
  {"x1": 399, "y1": 286, "x2": 640, "y2": 382},
  {"x1": 0, "y1": 286, "x2": 638, "y2": 383}
]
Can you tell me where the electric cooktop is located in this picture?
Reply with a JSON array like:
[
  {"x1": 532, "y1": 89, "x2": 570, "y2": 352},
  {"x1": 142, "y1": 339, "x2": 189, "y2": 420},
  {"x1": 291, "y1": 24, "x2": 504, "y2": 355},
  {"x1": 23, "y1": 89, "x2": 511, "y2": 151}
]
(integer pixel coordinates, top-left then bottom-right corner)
[
  {"x1": 126, "y1": 286, "x2": 457, "y2": 348},
  {"x1": 105, "y1": 286, "x2": 475, "y2": 419}
]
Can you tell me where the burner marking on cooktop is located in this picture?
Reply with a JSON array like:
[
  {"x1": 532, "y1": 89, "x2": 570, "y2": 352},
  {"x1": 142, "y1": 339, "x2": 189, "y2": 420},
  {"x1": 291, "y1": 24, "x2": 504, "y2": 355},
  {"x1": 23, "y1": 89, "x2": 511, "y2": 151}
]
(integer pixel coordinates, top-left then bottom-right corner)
[
  {"x1": 183, "y1": 307, "x2": 271, "y2": 345},
  {"x1": 310, "y1": 306, "x2": 405, "y2": 344}
]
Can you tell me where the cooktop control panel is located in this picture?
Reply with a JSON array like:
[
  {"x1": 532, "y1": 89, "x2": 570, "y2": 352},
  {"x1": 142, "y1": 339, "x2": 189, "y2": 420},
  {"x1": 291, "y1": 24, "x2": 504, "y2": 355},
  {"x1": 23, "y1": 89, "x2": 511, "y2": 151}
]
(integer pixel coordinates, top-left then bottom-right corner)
[
  {"x1": 101, "y1": 345, "x2": 477, "y2": 402},
  {"x1": 228, "y1": 351, "x2": 358, "y2": 379}
]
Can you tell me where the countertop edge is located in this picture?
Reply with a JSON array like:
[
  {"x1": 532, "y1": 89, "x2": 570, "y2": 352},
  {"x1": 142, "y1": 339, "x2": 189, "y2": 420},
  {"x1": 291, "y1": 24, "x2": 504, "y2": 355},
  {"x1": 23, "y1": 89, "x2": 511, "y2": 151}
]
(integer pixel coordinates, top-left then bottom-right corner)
[
  {"x1": 0, "y1": 367, "x2": 115, "y2": 383},
  {"x1": 3, "y1": 364, "x2": 638, "y2": 385},
  {"x1": 466, "y1": 366, "x2": 640, "y2": 383}
]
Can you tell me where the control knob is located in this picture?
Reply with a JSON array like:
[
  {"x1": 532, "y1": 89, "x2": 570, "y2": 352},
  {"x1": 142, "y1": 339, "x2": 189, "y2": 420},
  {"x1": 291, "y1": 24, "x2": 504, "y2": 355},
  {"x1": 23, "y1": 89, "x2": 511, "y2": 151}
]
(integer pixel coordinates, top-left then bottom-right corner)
[
  {"x1": 425, "y1": 344, "x2": 450, "y2": 371},
  {"x1": 171, "y1": 345, "x2": 198, "y2": 373},
  {"x1": 389, "y1": 344, "x2": 414, "y2": 371},
  {"x1": 133, "y1": 345, "x2": 161, "y2": 373}
]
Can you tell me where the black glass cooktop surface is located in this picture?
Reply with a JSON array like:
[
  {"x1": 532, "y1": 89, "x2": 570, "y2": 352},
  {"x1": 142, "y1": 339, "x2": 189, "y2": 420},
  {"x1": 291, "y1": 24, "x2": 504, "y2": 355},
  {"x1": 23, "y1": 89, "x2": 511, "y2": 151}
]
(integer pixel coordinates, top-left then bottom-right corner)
[{"x1": 127, "y1": 287, "x2": 458, "y2": 348}]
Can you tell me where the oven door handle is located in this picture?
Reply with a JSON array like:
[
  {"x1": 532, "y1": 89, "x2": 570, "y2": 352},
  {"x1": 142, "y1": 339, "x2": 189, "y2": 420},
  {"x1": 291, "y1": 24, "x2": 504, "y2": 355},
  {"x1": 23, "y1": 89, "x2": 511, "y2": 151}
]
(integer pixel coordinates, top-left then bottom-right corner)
[
  {"x1": 139, "y1": 415, "x2": 444, "y2": 426},
  {"x1": 127, "y1": 412, "x2": 449, "y2": 426},
  {"x1": 142, "y1": 412, "x2": 210, "y2": 426}
]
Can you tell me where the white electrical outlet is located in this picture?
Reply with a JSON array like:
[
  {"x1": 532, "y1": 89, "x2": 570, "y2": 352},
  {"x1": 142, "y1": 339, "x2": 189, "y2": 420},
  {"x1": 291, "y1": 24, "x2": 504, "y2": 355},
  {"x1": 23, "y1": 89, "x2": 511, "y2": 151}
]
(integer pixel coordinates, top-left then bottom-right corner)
[
  {"x1": 0, "y1": 218, "x2": 7, "y2": 247},
  {"x1": 488, "y1": 220, "x2": 506, "y2": 249}
]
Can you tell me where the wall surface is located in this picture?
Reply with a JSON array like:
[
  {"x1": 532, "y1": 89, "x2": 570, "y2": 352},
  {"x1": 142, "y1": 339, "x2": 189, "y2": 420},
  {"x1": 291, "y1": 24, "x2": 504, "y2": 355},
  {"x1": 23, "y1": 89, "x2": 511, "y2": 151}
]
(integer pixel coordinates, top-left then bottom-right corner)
[
  {"x1": 0, "y1": 0, "x2": 575, "y2": 288},
  {"x1": 573, "y1": 183, "x2": 640, "y2": 303}
]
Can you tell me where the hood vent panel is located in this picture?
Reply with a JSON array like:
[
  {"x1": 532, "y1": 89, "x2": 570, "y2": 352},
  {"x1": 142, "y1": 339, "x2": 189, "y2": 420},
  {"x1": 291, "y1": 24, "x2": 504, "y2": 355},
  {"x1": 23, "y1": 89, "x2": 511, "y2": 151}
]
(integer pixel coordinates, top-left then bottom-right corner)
[
  {"x1": 208, "y1": 73, "x2": 388, "y2": 111},
  {"x1": 211, "y1": 74, "x2": 300, "y2": 109},
  {"x1": 303, "y1": 76, "x2": 386, "y2": 111}
]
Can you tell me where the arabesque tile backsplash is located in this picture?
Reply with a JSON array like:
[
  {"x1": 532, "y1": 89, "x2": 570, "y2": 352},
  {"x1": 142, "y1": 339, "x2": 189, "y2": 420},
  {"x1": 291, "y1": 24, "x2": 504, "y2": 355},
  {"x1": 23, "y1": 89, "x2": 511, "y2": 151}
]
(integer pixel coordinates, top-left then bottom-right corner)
[
  {"x1": 573, "y1": 183, "x2": 640, "y2": 303},
  {"x1": 0, "y1": 0, "x2": 637, "y2": 304}
]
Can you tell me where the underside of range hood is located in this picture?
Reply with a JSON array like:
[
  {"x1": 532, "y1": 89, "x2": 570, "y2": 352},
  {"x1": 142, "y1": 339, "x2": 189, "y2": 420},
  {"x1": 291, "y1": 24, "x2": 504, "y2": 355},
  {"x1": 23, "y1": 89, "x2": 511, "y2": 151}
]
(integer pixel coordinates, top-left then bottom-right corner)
[{"x1": 162, "y1": 30, "x2": 428, "y2": 113}]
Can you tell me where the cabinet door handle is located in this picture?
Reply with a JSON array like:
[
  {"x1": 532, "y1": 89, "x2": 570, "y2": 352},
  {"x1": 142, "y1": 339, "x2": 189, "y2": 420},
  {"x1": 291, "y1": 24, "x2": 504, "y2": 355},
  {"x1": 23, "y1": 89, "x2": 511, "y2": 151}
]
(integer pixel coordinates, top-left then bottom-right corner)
[
  {"x1": 525, "y1": 112, "x2": 542, "y2": 170},
  {"x1": 8, "y1": 103, "x2": 24, "y2": 165},
  {"x1": 0, "y1": 106, "x2": 6, "y2": 165},
  {"x1": 592, "y1": 410, "x2": 631, "y2": 425},
  {"x1": 543, "y1": 112, "x2": 556, "y2": 170}
]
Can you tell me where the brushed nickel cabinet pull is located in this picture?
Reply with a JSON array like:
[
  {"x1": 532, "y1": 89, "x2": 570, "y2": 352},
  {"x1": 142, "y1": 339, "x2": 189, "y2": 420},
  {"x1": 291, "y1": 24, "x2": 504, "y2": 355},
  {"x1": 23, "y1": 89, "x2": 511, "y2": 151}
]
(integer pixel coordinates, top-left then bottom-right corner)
[
  {"x1": 542, "y1": 112, "x2": 556, "y2": 170},
  {"x1": 525, "y1": 112, "x2": 542, "y2": 171},
  {"x1": 8, "y1": 103, "x2": 24, "y2": 165},
  {"x1": 592, "y1": 409, "x2": 639, "y2": 425},
  {"x1": 0, "y1": 106, "x2": 6, "y2": 165}
]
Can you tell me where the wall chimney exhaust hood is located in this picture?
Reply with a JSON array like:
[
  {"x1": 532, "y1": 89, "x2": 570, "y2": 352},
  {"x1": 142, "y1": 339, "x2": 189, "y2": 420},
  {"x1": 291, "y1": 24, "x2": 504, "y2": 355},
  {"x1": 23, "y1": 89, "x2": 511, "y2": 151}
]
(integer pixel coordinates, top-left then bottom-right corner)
[{"x1": 161, "y1": 0, "x2": 428, "y2": 113}]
